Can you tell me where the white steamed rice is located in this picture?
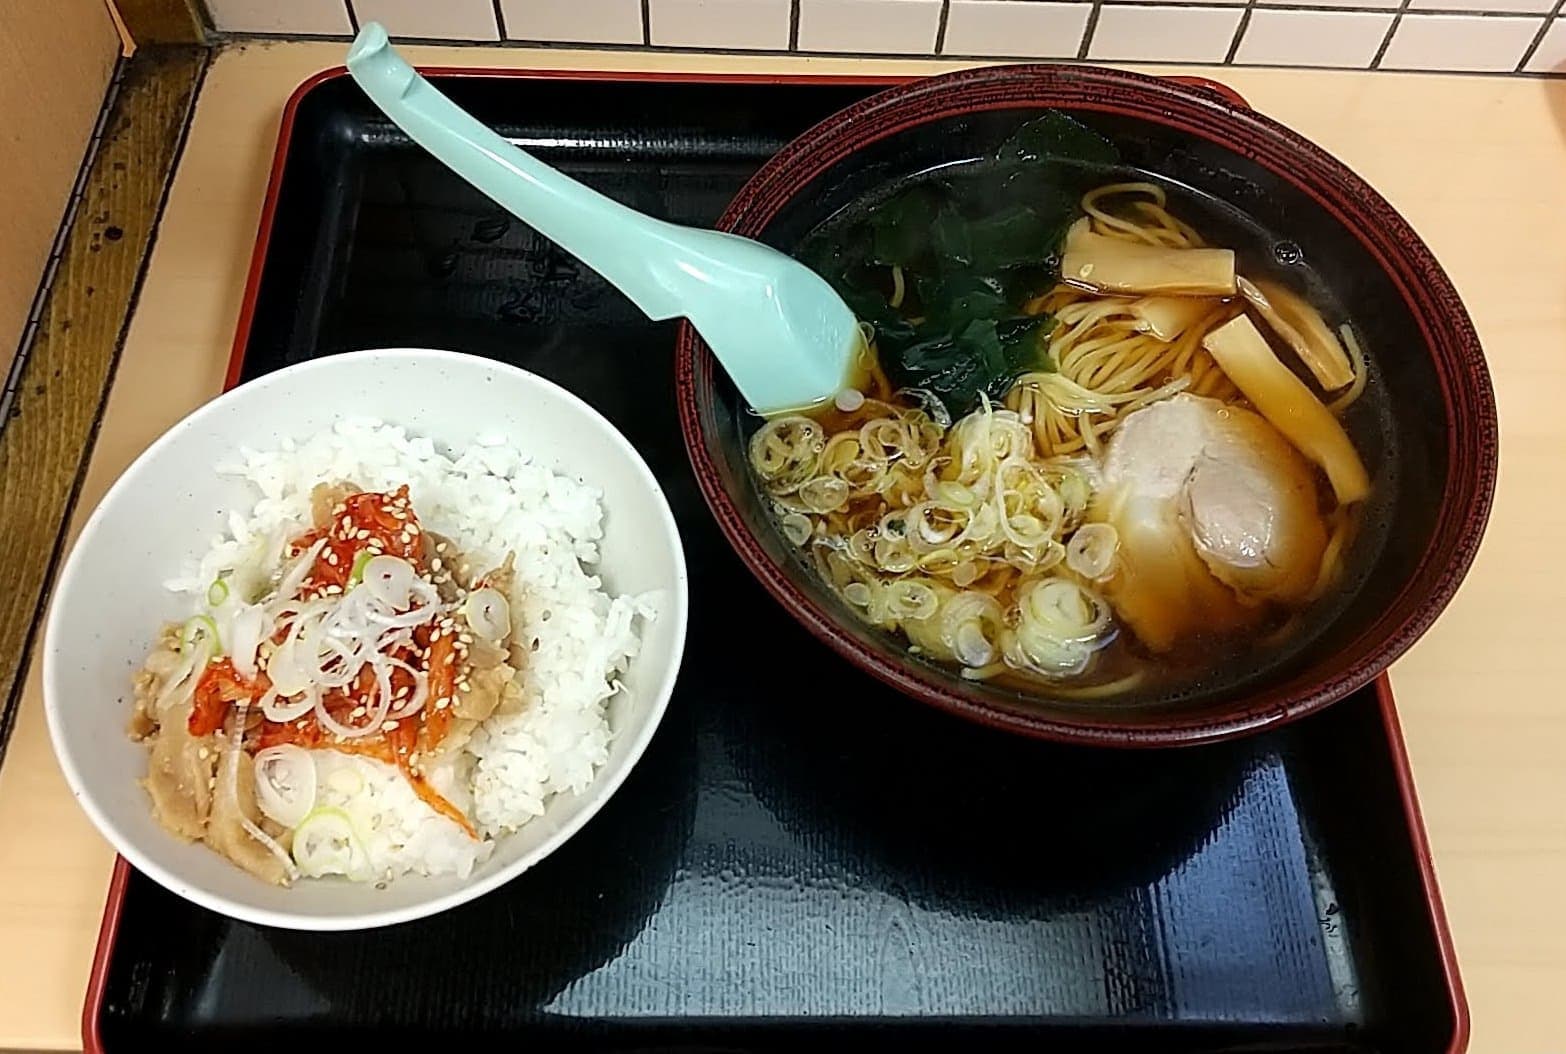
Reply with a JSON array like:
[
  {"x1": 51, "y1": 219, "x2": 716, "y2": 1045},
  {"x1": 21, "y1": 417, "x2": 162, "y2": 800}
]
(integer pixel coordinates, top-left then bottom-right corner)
[{"x1": 167, "y1": 418, "x2": 652, "y2": 881}]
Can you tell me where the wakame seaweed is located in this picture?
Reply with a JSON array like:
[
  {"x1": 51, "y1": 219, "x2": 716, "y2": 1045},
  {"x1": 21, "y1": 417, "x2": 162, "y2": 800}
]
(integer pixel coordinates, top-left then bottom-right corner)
[{"x1": 800, "y1": 112, "x2": 1120, "y2": 416}]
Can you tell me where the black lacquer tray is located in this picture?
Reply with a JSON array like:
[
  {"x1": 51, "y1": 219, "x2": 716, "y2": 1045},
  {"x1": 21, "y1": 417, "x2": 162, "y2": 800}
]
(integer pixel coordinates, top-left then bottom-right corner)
[{"x1": 86, "y1": 69, "x2": 1465, "y2": 1053}]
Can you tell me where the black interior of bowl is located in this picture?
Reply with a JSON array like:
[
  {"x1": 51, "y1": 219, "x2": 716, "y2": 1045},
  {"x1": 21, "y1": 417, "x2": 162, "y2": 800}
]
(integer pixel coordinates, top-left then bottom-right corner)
[{"x1": 705, "y1": 106, "x2": 1450, "y2": 727}]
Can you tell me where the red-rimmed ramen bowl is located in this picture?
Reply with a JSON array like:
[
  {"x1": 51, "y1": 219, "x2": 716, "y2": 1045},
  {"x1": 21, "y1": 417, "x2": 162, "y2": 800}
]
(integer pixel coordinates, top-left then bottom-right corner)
[{"x1": 675, "y1": 65, "x2": 1496, "y2": 747}]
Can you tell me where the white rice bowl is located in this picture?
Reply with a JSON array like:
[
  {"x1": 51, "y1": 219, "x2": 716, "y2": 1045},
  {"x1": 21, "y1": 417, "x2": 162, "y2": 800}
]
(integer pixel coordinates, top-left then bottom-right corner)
[
  {"x1": 172, "y1": 420, "x2": 654, "y2": 880},
  {"x1": 45, "y1": 350, "x2": 688, "y2": 930}
]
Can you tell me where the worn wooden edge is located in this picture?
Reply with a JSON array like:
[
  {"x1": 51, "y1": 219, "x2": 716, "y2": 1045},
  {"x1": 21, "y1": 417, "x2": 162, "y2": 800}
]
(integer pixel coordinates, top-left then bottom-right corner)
[
  {"x1": 0, "y1": 46, "x2": 208, "y2": 768},
  {"x1": 115, "y1": 0, "x2": 209, "y2": 46}
]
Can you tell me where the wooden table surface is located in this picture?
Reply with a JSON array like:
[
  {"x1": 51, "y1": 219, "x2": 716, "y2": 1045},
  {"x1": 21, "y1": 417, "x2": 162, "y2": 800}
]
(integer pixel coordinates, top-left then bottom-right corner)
[{"x1": 0, "y1": 40, "x2": 1561, "y2": 1053}]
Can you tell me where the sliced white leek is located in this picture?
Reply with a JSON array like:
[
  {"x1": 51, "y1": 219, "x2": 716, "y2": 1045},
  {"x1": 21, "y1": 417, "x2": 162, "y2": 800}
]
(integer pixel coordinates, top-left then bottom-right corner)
[
  {"x1": 463, "y1": 587, "x2": 512, "y2": 643},
  {"x1": 254, "y1": 745, "x2": 317, "y2": 829}
]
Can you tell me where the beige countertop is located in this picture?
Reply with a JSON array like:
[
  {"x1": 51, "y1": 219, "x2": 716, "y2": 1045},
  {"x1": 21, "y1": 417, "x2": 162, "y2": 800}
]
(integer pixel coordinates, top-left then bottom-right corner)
[{"x1": 2, "y1": 39, "x2": 1563, "y2": 1053}]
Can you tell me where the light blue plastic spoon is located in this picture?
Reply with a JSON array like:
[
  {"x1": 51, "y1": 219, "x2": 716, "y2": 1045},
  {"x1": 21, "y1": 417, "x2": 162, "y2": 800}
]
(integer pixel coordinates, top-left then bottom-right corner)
[{"x1": 346, "y1": 23, "x2": 860, "y2": 416}]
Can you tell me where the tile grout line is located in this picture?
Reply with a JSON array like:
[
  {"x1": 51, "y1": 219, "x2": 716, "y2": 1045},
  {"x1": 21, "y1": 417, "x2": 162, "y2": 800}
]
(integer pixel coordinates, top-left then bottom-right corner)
[
  {"x1": 344, "y1": 0, "x2": 360, "y2": 34},
  {"x1": 491, "y1": 0, "x2": 508, "y2": 40},
  {"x1": 642, "y1": 0, "x2": 652, "y2": 46},
  {"x1": 1516, "y1": 0, "x2": 1564, "y2": 69},
  {"x1": 1079, "y1": 0, "x2": 1105, "y2": 57},
  {"x1": 790, "y1": 0, "x2": 802, "y2": 49},
  {"x1": 1225, "y1": 1, "x2": 1258, "y2": 62},
  {"x1": 1370, "y1": 0, "x2": 1416, "y2": 68},
  {"x1": 935, "y1": 0, "x2": 952, "y2": 52}
]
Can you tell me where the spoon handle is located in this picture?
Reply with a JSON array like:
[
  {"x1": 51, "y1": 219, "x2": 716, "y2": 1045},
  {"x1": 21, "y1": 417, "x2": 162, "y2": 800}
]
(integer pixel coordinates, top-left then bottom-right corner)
[{"x1": 347, "y1": 23, "x2": 691, "y2": 320}]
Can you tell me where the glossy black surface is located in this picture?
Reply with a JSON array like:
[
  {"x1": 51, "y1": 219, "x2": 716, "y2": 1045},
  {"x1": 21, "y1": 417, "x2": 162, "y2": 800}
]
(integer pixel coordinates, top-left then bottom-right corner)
[{"x1": 95, "y1": 74, "x2": 1456, "y2": 1053}]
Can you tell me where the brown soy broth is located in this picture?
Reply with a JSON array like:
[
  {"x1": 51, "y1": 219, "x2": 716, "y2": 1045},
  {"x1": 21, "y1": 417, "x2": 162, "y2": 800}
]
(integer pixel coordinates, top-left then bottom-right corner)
[{"x1": 774, "y1": 159, "x2": 1397, "y2": 708}]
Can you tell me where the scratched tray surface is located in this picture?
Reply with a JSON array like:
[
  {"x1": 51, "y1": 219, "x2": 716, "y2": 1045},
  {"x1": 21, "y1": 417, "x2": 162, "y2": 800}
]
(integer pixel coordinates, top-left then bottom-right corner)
[{"x1": 95, "y1": 75, "x2": 1455, "y2": 1053}]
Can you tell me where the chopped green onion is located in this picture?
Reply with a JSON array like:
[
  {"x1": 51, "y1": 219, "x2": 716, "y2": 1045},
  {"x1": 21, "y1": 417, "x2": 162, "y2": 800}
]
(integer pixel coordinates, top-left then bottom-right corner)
[
  {"x1": 1058, "y1": 469, "x2": 1090, "y2": 516},
  {"x1": 181, "y1": 614, "x2": 222, "y2": 656},
  {"x1": 206, "y1": 576, "x2": 230, "y2": 607},
  {"x1": 291, "y1": 805, "x2": 371, "y2": 880},
  {"x1": 347, "y1": 549, "x2": 373, "y2": 587}
]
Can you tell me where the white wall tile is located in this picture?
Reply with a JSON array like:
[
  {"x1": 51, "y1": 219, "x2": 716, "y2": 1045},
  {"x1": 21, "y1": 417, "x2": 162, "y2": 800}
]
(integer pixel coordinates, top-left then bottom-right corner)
[
  {"x1": 1089, "y1": 5, "x2": 1244, "y2": 62},
  {"x1": 1235, "y1": 8, "x2": 1394, "y2": 67},
  {"x1": 207, "y1": 0, "x2": 352, "y2": 34},
  {"x1": 198, "y1": 0, "x2": 1566, "y2": 77},
  {"x1": 1522, "y1": 17, "x2": 1566, "y2": 72},
  {"x1": 1101, "y1": 0, "x2": 1246, "y2": 8},
  {"x1": 1255, "y1": 0, "x2": 1399, "y2": 9},
  {"x1": 355, "y1": 0, "x2": 500, "y2": 39},
  {"x1": 1380, "y1": 13, "x2": 1542, "y2": 71},
  {"x1": 501, "y1": 0, "x2": 644, "y2": 44},
  {"x1": 1410, "y1": 0, "x2": 1554, "y2": 14},
  {"x1": 942, "y1": 0, "x2": 1092, "y2": 58},
  {"x1": 648, "y1": 0, "x2": 792, "y2": 49},
  {"x1": 797, "y1": 0, "x2": 942, "y2": 53}
]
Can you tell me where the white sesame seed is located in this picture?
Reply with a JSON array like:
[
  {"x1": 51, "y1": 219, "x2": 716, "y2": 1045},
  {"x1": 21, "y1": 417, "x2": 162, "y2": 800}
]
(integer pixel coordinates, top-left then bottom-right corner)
[
  {"x1": 435, "y1": 543, "x2": 447, "y2": 554},
  {"x1": 435, "y1": 697, "x2": 450, "y2": 710},
  {"x1": 325, "y1": 551, "x2": 338, "y2": 565},
  {"x1": 382, "y1": 720, "x2": 399, "y2": 731}
]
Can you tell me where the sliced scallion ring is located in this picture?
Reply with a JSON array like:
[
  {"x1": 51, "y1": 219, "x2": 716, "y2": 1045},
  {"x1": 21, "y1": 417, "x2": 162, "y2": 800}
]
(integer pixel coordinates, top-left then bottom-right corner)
[
  {"x1": 347, "y1": 549, "x2": 374, "y2": 588},
  {"x1": 291, "y1": 805, "x2": 371, "y2": 880},
  {"x1": 181, "y1": 614, "x2": 222, "y2": 656}
]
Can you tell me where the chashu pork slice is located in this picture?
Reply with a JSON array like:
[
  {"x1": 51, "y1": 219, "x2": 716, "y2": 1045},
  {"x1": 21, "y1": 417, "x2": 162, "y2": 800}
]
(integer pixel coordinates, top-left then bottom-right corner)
[
  {"x1": 1184, "y1": 404, "x2": 1327, "y2": 604},
  {"x1": 1089, "y1": 394, "x2": 1328, "y2": 652}
]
